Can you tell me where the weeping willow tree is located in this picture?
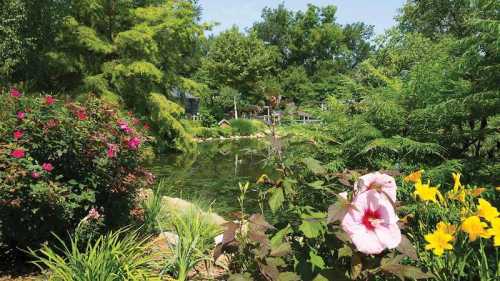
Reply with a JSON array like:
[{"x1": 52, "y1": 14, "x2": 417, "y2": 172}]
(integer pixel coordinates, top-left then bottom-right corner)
[{"x1": 41, "y1": 0, "x2": 208, "y2": 152}]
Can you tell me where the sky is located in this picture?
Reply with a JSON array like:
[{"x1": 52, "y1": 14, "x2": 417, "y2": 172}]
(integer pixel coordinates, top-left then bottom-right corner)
[{"x1": 199, "y1": 0, "x2": 406, "y2": 36}]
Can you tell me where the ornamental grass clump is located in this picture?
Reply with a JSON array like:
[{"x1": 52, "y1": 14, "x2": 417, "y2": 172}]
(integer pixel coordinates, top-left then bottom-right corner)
[
  {"x1": 30, "y1": 228, "x2": 158, "y2": 281},
  {"x1": 0, "y1": 88, "x2": 154, "y2": 256}
]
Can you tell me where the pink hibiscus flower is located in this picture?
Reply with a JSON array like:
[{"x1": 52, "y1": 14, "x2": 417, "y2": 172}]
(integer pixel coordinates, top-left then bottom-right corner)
[
  {"x1": 13, "y1": 130, "x2": 23, "y2": 140},
  {"x1": 17, "y1": 111, "x2": 26, "y2": 120},
  {"x1": 10, "y1": 88, "x2": 21, "y2": 98},
  {"x1": 355, "y1": 172, "x2": 397, "y2": 203},
  {"x1": 45, "y1": 95, "x2": 55, "y2": 105},
  {"x1": 107, "y1": 143, "x2": 119, "y2": 158},
  {"x1": 127, "y1": 137, "x2": 141, "y2": 150},
  {"x1": 42, "y1": 163, "x2": 54, "y2": 172},
  {"x1": 341, "y1": 189, "x2": 401, "y2": 254},
  {"x1": 10, "y1": 149, "x2": 25, "y2": 158}
]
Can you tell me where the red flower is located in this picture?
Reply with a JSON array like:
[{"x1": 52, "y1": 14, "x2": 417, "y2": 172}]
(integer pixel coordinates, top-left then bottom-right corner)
[
  {"x1": 45, "y1": 95, "x2": 55, "y2": 105},
  {"x1": 10, "y1": 149, "x2": 25, "y2": 158},
  {"x1": 13, "y1": 130, "x2": 23, "y2": 140},
  {"x1": 76, "y1": 110, "x2": 87, "y2": 120},
  {"x1": 42, "y1": 163, "x2": 54, "y2": 172},
  {"x1": 127, "y1": 137, "x2": 141, "y2": 150},
  {"x1": 143, "y1": 123, "x2": 150, "y2": 130},
  {"x1": 10, "y1": 88, "x2": 21, "y2": 98},
  {"x1": 17, "y1": 111, "x2": 26, "y2": 120}
]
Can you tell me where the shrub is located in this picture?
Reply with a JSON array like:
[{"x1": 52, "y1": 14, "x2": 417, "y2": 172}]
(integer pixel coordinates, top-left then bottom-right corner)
[
  {"x1": 30, "y1": 228, "x2": 157, "y2": 281},
  {"x1": 0, "y1": 89, "x2": 154, "y2": 254},
  {"x1": 229, "y1": 119, "x2": 266, "y2": 136}
]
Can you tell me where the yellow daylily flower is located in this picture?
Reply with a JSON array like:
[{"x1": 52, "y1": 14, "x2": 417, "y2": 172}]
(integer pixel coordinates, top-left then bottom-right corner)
[
  {"x1": 487, "y1": 217, "x2": 500, "y2": 247},
  {"x1": 477, "y1": 198, "x2": 499, "y2": 222},
  {"x1": 468, "y1": 187, "x2": 486, "y2": 197},
  {"x1": 447, "y1": 172, "x2": 466, "y2": 202},
  {"x1": 414, "y1": 181, "x2": 441, "y2": 203},
  {"x1": 461, "y1": 216, "x2": 491, "y2": 242},
  {"x1": 404, "y1": 170, "x2": 423, "y2": 183},
  {"x1": 436, "y1": 221, "x2": 457, "y2": 237},
  {"x1": 425, "y1": 228, "x2": 454, "y2": 256},
  {"x1": 452, "y1": 172, "x2": 461, "y2": 192}
]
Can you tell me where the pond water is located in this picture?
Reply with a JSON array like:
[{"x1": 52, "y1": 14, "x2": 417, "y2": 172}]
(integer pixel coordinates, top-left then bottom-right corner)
[{"x1": 148, "y1": 139, "x2": 276, "y2": 216}]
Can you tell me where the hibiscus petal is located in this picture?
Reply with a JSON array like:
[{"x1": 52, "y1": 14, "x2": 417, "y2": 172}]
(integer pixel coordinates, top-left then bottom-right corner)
[
  {"x1": 374, "y1": 223, "x2": 401, "y2": 249},
  {"x1": 351, "y1": 229, "x2": 385, "y2": 254}
]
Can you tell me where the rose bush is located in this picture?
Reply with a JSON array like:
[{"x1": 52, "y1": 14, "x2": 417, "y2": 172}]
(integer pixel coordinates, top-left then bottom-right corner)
[{"x1": 0, "y1": 88, "x2": 154, "y2": 253}]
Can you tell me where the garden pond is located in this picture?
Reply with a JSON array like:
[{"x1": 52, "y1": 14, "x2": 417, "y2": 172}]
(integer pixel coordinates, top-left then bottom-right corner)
[{"x1": 148, "y1": 139, "x2": 278, "y2": 217}]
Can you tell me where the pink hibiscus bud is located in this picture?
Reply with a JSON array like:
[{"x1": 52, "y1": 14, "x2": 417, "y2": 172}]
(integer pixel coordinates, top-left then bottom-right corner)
[
  {"x1": 10, "y1": 149, "x2": 25, "y2": 158},
  {"x1": 107, "y1": 143, "x2": 119, "y2": 158},
  {"x1": 127, "y1": 137, "x2": 141, "y2": 150},
  {"x1": 10, "y1": 88, "x2": 21, "y2": 98},
  {"x1": 17, "y1": 111, "x2": 26, "y2": 120},
  {"x1": 42, "y1": 163, "x2": 54, "y2": 172},
  {"x1": 87, "y1": 208, "x2": 101, "y2": 220},
  {"x1": 341, "y1": 190, "x2": 401, "y2": 254},
  {"x1": 327, "y1": 192, "x2": 351, "y2": 224},
  {"x1": 45, "y1": 95, "x2": 55, "y2": 105},
  {"x1": 31, "y1": 172, "x2": 41, "y2": 179},
  {"x1": 143, "y1": 123, "x2": 150, "y2": 130},
  {"x1": 13, "y1": 130, "x2": 23, "y2": 140},
  {"x1": 355, "y1": 172, "x2": 397, "y2": 204}
]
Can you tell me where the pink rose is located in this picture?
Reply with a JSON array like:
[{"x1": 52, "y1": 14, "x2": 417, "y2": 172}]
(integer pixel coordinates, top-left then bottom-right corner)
[
  {"x1": 127, "y1": 137, "x2": 141, "y2": 150},
  {"x1": 107, "y1": 143, "x2": 119, "y2": 158},
  {"x1": 341, "y1": 190, "x2": 401, "y2": 254},
  {"x1": 13, "y1": 130, "x2": 23, "y2": 140},
  {"x1": 45, "y1": 95, "x2": 55, "y2": 105},
  {"x1": 17, "y1": 111, "x2": 26, "y2": 120},
  {"x1": 118, "y1": 120, "x2": 131, "y2": 133},
  {"x1": 10, "y1": 149, "x2": 25, "y2": 158},
  {"x1": 10, "y1": 88, "x2": 21, "y2": 98},
  {"x1": 42, "y1": 163, "x2": 54, "y2": 172},
  {"x1": 355, "y1": 172, "x2": 397, "y2": 203}
]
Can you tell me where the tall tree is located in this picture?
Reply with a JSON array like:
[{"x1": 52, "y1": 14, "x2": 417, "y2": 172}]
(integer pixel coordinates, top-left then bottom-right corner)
[{"x1": 196, "y1": 27, "x2": 281, "y2": 103}]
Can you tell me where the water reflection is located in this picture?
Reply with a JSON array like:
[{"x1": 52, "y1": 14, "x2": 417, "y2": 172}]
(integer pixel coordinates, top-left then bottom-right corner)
[{"x1": 148, "y1": 139, "x2": 275, "y2": 216}]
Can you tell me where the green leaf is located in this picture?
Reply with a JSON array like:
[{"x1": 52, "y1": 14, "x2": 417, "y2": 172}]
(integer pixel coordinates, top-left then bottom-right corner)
[
  {"x1": 270, "y1": 242, "x2": 291, "y2": 257},
  {"x1": 268, "y1": 188, "x2": 284, "y2": 213},
  {"x1": 228, "y1": 273, "x2": 254, "y2": 281},
  {"x1": 299, "y1": 213, "x2": 326, "y2": 238},
  {"x1": 309, "y1": 251, "x2": 326, "y2": 270},
  {"x1": 277, "y1": 272, "x2": 300, "y2": 281},
  {"x1": 337, "y1": 244, "x2": 353, "y2": 258},
  {"x1": 270, "y1": 225, "x2": 291, "y2": 247},
  {"x1": 303, "y1": 157, "x2": 327, "y2": 175}
]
